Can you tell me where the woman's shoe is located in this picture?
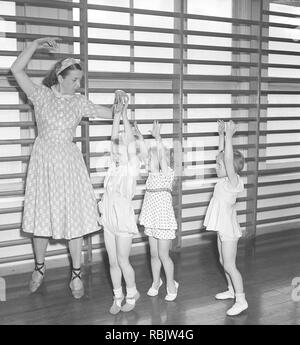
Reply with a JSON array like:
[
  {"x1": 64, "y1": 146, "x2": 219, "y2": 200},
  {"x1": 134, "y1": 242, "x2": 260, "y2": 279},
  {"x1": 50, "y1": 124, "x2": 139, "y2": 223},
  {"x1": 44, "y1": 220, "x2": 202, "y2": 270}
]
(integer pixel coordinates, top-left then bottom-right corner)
[
  {"x1": 165, "y1": 281, "x2": 179, "y2": 302},
  {"x1": 121, "y1": 291, "x2": 140, "y2": 312},
  {"x1": 69, "y1": 268, "x2": 84, "y2": 299},
  {"x1": 147, "y1": 279, "x2": 163, "y2": 297},
  {"x1": 109, "y1": 295, "x2": 124, "y2": 315},
  {"x1": 29, "y1": 262, "x2": 45, "y2": 293}
]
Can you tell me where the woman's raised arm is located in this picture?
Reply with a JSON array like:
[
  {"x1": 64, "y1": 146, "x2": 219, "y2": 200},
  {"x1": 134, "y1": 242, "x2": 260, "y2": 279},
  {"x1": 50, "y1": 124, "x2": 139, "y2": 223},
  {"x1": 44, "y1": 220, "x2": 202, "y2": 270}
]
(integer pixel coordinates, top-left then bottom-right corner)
[{"x1": 11, "y1": 37, "x2": 60, "y2": 97}]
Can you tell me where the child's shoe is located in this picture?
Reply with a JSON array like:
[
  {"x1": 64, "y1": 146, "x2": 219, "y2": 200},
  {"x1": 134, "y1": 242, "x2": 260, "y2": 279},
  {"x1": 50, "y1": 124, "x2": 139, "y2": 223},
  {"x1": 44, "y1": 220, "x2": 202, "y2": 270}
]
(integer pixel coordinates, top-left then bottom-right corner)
[
  {"x1": 226, "y1": 293, "x2": 248, "y2": 316},
  {"x1": 226, "y1": 300, "x2": 248, "y2": 316},
  {"x1": 147, "y1": 278, "x2": 163, "y2": 297},
  {"x1": 215, "y1": 290, "x2": 235, "y2": 300},
  {"x1": 109, "y1": 295, "x2": 124, "y2": 315},
  {"x1": 121, "y1": 291, "x2": 140, "y2": 312},
  {"x1": 165, "y1": 281, "x2": 179, "y2": 302}
]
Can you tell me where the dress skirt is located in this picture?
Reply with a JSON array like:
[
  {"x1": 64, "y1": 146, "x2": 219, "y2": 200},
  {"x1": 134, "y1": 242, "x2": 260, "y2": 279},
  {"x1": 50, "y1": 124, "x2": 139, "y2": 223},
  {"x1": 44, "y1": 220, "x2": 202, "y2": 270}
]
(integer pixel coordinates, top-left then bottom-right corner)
[{"x1": 22, "y1": 136, "x2": 100, "y2": 240}]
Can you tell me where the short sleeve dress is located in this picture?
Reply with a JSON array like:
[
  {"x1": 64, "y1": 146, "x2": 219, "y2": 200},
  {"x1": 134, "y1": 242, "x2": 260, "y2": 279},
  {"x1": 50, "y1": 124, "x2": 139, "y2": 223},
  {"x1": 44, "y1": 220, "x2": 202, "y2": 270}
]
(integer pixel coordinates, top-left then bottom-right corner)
[
  {"x1": 22, "y1": 84, "x2": 102, "y2": 239},
  {"x1": 204, "y1": 175, "x2": 244, "y2": 240},
  {"x1": 98, "y1": 141, "x2": 141, "y2": 237},
  {"x1": 139, "y1": 167, "x2": 177, "y2": 240}
]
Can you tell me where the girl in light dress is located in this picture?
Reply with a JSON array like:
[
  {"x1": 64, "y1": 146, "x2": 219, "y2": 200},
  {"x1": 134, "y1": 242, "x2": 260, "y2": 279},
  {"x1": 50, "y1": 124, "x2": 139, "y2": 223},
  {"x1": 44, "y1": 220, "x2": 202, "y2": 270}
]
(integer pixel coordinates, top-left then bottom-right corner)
[
  {"x1": 204, "y1": 120, "x2": 248, "y2": 316},
  {"x1": 98, "y1": 92, "x2": 148, "y2": 314}
]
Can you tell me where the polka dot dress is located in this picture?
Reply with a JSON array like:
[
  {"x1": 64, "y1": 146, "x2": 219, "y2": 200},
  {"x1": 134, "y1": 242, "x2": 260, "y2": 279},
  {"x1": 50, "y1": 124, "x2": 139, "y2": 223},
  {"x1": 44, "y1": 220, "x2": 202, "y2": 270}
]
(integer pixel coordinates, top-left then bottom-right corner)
[
  {"x1": 139, "y1": 167, "x2": 177, "y2": 240},
  {"x1": 22, "y1": 84, "x2": 101, "y2": 239}
]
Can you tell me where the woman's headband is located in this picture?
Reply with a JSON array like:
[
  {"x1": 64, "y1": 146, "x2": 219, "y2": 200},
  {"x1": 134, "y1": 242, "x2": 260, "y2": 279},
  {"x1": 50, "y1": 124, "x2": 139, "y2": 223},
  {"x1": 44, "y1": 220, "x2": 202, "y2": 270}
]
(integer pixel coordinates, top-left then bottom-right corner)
[{"x1": 56, "y1": 58, "x2": 80, "y2": 76}]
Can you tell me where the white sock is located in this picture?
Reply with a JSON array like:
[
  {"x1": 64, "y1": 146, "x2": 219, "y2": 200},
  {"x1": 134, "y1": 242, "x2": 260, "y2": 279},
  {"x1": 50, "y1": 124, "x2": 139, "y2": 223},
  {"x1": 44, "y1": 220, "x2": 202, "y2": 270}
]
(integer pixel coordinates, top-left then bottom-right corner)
[
  {"x1": 113, "y1": 287, "x2": 123, "y2": 307},
  {"x1": 126, "y1": 286, "x2": 138, "y2": 305},
  {"x1": 228, "y1": 285, "x2": 235, "y2": 294},
  {"x1": 235, "y1": 292, "x2": 246, "y2": 304}
]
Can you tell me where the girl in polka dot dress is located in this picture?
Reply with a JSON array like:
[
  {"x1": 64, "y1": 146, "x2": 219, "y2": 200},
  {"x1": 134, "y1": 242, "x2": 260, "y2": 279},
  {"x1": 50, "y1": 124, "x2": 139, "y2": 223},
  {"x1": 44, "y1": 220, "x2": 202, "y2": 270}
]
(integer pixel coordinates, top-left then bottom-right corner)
[{"x1": 139, "y1": 121, "x2": 178, "y2": 301}]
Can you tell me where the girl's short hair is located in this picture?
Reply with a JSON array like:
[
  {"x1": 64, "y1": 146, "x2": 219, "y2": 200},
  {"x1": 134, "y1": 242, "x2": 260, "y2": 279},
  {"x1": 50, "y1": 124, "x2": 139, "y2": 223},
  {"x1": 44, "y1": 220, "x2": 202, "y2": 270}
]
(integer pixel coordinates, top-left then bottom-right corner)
[
  {"x1": 42, "y1": 59, "x2": 82, "y2": 88},
  {"x1": 148, "y1": 144, "x2": 174, "y2": 169},
  {"x1": 233, "y1": 150, "x2": 245, "y2": 173}
]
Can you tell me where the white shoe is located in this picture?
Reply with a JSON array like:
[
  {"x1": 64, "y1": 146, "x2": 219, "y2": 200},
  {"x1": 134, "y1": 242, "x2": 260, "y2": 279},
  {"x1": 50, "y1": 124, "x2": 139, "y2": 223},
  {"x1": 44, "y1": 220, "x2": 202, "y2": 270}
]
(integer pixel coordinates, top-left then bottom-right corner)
[
  {"x1": 215, "y1": 290, "x2": 235, "y2": 300},
  {"x1": 147, "y1": 279, "x2": 163, "y2": 297},
  {"x1": 165, "y1": 281, "x2": 179, "y2": 302},
  {"x1": 109, "y1": 295, "x2": 124, "y2": 315},
  {"x1": 121, "y1": 291, "x2": 140, "y2": 312},
  {"x1": 226, "y1": 300, "x2": 248, "y2": 316}
]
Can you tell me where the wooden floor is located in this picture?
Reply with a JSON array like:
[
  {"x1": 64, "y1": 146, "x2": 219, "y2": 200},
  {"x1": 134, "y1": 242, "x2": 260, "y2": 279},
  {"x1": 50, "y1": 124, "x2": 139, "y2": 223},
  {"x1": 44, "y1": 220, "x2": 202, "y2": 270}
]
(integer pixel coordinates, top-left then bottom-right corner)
[{"x1": 1, "y1": 230, "x2": 300, "y2": 325}]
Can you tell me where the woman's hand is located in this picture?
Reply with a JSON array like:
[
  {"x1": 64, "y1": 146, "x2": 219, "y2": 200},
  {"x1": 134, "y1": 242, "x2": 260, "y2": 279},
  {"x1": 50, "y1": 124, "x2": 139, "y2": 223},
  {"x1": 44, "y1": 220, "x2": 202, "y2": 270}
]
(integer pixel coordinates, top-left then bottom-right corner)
[
  {"x1": 34, "y1": 37, "x2": 61, "y2": 51},
  {"x1": 218, "y1": 120, "x2": 225, "y2": 136}
]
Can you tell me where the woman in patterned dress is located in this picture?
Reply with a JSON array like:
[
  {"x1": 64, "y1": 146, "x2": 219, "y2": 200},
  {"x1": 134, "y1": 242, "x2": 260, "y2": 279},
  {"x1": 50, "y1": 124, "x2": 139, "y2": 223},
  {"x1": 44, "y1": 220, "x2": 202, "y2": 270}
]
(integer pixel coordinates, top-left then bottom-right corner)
[
  {"x1": 11, "y1": 37, "x2": 124, "y2": 299},
  {"x1": 139, "y1": 121, "x2": 178, "y2": 301}
]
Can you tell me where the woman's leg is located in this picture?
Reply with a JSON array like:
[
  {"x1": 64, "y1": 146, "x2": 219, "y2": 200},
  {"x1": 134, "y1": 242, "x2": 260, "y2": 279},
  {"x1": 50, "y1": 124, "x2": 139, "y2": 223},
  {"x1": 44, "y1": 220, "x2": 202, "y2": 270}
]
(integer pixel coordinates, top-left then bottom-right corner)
[
  {"x1": 68, "y1": 237, "x2": 84, "y2": 294},
  {"x1": 158, "y1": 239, "x2": 176, "y2": 294},
  {"x1": 148, "y1": 236, "x2": 162, "y2": 289},
  {"x1": 30, "y1": 236, "x2": 49, "y2": 292},
  {"x1": 69, "y1": 236, "x2": 83, "y2": 269},
  {"x1": 33, "y1": 236, "x2": 49, "y2": 264}
]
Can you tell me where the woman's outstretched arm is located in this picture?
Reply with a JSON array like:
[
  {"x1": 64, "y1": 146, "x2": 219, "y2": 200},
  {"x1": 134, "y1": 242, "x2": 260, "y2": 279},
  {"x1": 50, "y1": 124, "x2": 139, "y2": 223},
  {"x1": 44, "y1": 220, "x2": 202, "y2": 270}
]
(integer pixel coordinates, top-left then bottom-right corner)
[{"x1": 85, "y1": 90, "x2": 127, "y2": 120}]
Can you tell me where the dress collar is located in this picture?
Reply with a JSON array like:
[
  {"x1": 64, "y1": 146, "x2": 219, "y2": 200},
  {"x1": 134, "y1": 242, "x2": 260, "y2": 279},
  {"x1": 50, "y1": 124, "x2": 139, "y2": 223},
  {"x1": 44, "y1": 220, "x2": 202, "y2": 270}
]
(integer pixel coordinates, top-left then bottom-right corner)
[{"x1": 51, "y1": 85, "x2": 75, "y2": 99}]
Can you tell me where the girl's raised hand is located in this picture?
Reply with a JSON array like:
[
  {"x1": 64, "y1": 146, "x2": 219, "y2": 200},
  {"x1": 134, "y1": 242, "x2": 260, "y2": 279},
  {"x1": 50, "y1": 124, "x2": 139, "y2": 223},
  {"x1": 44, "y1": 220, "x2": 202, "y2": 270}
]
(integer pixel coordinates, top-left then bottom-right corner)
[
  {"x1": 218, "y1": 120, "x2": 225, "y2": 135},
  {"x1": 150, "y1": 120, "x2": 161, "y2": 140},
  {"x1": 113, "y1": 90, "x2": 128, "y2": 114},
  {"x1": 35, "y1": 37, "x2": 61, "y2": 51},
  {"x1": 226, "y1": 120, "x2": 237, "y2": 137},
  {"x1": 132, "y1": 121, "x2": 142, "y2": 138}
]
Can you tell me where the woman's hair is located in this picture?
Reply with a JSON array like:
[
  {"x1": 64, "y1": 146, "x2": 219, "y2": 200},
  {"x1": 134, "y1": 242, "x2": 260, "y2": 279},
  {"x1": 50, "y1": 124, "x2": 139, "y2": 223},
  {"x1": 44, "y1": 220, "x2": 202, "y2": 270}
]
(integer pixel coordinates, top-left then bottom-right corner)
[
  {"x1": 42, "y1": 59, "x2": 82, "y2": 88},
  {"x1": 233, "y1": 150, "x2": 245, "y2": 173}
]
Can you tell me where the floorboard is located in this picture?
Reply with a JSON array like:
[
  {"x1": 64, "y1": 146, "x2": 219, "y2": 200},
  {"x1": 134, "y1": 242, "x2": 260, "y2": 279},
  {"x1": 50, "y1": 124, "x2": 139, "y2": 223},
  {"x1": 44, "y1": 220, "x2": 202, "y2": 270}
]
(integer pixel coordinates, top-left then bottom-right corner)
[{"x1": 1, "y1": 230, "x2": 300, "y2": 325}]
